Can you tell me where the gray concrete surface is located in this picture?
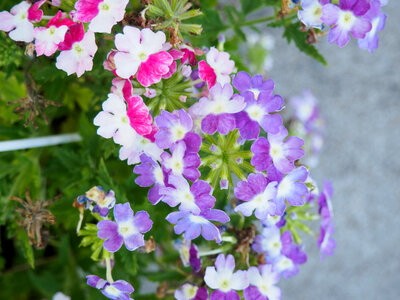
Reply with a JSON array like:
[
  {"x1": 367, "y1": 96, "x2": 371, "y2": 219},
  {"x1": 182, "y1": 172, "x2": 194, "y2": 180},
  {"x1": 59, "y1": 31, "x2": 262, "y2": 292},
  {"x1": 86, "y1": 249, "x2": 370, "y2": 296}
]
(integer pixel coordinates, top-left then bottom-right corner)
[{"x1": 267, "y1": 1, "x2": 400, "y2": 299}]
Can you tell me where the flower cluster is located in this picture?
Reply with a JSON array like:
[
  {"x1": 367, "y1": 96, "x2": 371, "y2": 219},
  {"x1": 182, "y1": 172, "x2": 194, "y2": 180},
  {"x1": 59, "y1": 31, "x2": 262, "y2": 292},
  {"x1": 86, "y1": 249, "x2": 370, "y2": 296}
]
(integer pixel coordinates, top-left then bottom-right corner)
[{"x1": 297, "y1": 0, "x2": 387, "y2": 52}]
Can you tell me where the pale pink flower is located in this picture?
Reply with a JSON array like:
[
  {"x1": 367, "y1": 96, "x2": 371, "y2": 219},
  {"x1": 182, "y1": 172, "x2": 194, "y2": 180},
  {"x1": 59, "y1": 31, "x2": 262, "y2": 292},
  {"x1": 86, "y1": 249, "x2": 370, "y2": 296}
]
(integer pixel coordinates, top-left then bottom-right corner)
[
  {"x1": 74, "y1": 0, "x2": 129, "y2": 33},
  {"x1": 114, "y1": 26, "x2": 173, "y2": 87},
  {"x1": 56, "y1": 23, "x2": 97, "y2": 77},
  {"x1": 0, "y1": 1, "x2": 34, "y2": 42}
]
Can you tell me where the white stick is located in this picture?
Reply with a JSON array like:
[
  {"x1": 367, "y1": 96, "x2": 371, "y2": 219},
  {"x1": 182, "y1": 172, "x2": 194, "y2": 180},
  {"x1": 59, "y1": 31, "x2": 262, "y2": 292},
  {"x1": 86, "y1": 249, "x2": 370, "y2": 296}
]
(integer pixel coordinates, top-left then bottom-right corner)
[{"x1": 0, "y1": 133, "x2": 82, "y2": 152}]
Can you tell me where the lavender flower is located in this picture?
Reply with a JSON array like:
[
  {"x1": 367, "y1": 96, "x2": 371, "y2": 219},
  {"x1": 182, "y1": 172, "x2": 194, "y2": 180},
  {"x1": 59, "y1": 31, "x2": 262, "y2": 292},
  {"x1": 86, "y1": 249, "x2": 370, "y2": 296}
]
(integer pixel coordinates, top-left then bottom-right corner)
[
  {"x1": 318, "y1": 223, "x2": 336, "y2": 259},
  {"x1": 86, "y1": 275, "x2": 134, "y2": 300},
  {"x1": 160, "y1": 175, "x2": 215, "y2": 214},
  {"x1": 204, "y1": 254, "x2": 249, "y2": 300},
  {"x1": 161, "y1": 141, "x2": 201, "y2": 181},
  {"x1": 166, "y1": 209, "x2": 229, "y2": 243},
  {"x1": 234, "y1": 173, "x2": 278, "y2": 219},
  {"x1": 189, "y1": 83, "x2": 245, "y2": 135},
  {"x1": 275, "y1": 166, "x2": 309, "y2": 215},
  {"x1": 174, "y1": 283, "x2": 208, "y2": 300},
  {"x1": 244, "y1": 265, "x2": 281, "y2": 300},
  {"x1": 252, "y1": 226, "x2": 283, "y2": 258},
  {"x1": 318, "y1": 180, "x2": 334, "y2": 228},
  {"x1": 232, "y1": 71, "x2": 274, "y2": 102},
  {"x1": 321, "y1": 0, "x2": 372, "y2": 47},
  {"x1": 133, "y1": 154, "x2": 166, "y2": 204},
  {"x1": 97, "y1": 203, "x2": 153, "y2": 252}
]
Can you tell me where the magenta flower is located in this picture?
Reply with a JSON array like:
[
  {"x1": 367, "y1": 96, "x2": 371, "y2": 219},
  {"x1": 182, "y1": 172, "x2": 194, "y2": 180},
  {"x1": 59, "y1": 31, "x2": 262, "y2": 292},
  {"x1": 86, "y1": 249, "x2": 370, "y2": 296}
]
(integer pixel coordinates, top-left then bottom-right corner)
[
  {"x1": 27, "y1": 0, "x2": 45, "y2": 22},
  {"x1": 56, "y1": 23, "x2": 97, "y2": 77},
  {"x1": 160, "y1": 175, "x2": 215, "y2": 214},
  {"x1": 232, "y1": 71, "x2": 275, "y2": 102},
  {"x1": 251, "y1": 127, "x2": 305, "y2": 174},
  {"x1": 244, "y1": 265, "x2": 281, "y2": 300},
  {"x1": 321, "y1": 0, "x2": 372, "y2": 47},
  {"x1": 0, "y1": 1, "x2": 34, "y2": 42},
  {"x1": 161, "y1": 141, "x2": 201, "y2": 181},
  {"x1": 175, "y1": 284, "x2": 208, "y2": 300},
  {"x1": 86, "y1": 275, "x2": 134, "y2": 300},
  {"x1": 97, "y1": 203, "x2": 153, "y2": 252},
  {"x1": 75, "y1": 0, "x2": 129, "y2": 33},
  {"x1": 358, "y1": 0, "x2": 387, "y2": 53},
  {"x1": 34, "y1": 11, "x2": 74, "y2": 57},
  {"x1": 133, "y1": 154, "x2": 166, "y2": 204},
  {"x1": 234, "y1": 173, "x2": 278, "y2": 219},
  {"x1": 155, "y1": 109, "x2": 200, "y2": 150},
  {"x1": 189, "y1": 83, "x2": 245, "y2": 135},
  {"x1": 204, "y1": 254, "x2": 249, "y2": 300},
  {"x1": 275, "y1": 166, "x2": 309, "y2": 215},
  {"x1": 125, "y1": 96, "x2": 153, "y2": 136},
  {"x1": 198, "y1": 47, "x2": 234, "y2": 88},
  {"x1": 114, "y1": 26, "x2": 173, "y2": 86},
  {"x1": 166, "y1": 209, "x2": 229, "y2": 243}
]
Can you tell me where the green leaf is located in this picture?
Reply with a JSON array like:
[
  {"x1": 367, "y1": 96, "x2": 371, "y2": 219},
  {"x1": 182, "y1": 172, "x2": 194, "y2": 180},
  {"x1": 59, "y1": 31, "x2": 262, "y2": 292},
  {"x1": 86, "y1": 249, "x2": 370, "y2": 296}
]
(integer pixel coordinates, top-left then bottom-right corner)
[{"x1": 15, "y1": 230, "x2": 35, "y2": 269}]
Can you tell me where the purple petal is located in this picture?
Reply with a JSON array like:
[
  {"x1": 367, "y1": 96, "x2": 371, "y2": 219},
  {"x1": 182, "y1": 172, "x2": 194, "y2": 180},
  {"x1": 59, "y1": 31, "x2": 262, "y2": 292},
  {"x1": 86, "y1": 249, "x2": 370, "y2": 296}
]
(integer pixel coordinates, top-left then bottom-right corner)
[
  {"x1": 97, "y1": 220, "x2": 118, "y2": 239},
  {"x1": 133, "y1": 211, "x2": 153, "y2": 233},
  {"x1": 201, "y1": 114, "x2": 218, "y2": 134},
  {"x1": 183, "y1": 132, "x2": 201, "y2": 153},
  {"x1": 124, "y1": 233, "x2": 145, "y2": 251},
  {"x1": 114, "y1": 203, "x2": 134, "y2": 223},
  {"x1": 103, "y1": 235, "x2": 124, "y2": 252}
]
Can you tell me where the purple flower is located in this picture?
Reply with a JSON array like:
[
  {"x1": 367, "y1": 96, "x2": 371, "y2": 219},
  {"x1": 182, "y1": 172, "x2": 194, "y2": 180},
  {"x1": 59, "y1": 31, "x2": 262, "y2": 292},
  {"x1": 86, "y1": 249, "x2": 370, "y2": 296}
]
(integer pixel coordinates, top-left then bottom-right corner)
[
  {"x1": 160, "y1": 175, "x2": 215, "y2": 214},
  {"x1": 174, "y1": 240, "x2": 202, "y2": 272},
  {"x1": 321, "y1": 0, "x2": 372, "y2": 47},
  {"x1": 358, "y1": 0, "x2": 387, "y2": 53},
  {"x1": 161, "y1": 141, "x2": 201, "y2": 181},
  {"x1": 297, "y1": 0, "x2": 330, "y2": 29},
  {"x1": 318, "y1": 223, "x2": 336, "y2": 259},
  {"x1": 274, "y1": 166, "x2": 309, "y2": 215},
  {"x1": 289, "y1": 89, "x2": 320, "y2": 127},
  {"x1": 234, "y1": 173, "x2": 278, "y2": 219},
  {"x1": 271, "y1": 231, "x2": 307, "y2": 278},
  {"x1": 251, "y1": 126, "x2": 304, "y2": 174},
  {"x1": 155, "y1": 109, "x2": 196, "y2": 149},
  {"x1": 189, "y1": 243, "x2": 202, "y2": 273},
  {"x1": 86, "y1": 275, "x2": 134, "y2": 300},
  {"x1": 252, "y1": 226, "x2": 283, "y2": 258},
  {"x1": 174, "y1": 283, "x2": 208, "y2": 300},
  {"x1": 204, "y1": 254, "x2": 249, "y2": 300},
  {"x1": 189, "y1": 83, "x2": 245, "y2": 135},
  {"x1": 232, "y1": 71, "x2": 274, "y2": 102},
  {"x1": 77, "y1": 186, "x2": 116, "y2": 216},
  {"x1": 244, "y1": 265, "x2": 281, "y2": 300},
  {"x1": 133, "y1": 154, "x2": 167, "y2": 204},
  {"x1": 318, "y1": 180, "x2": 334, "y2": 228},
  {"x1": 97, "y1": 203, "x2": 153, "y2": 252},
  {"x1": 166, "y1": 209, "x2": 229, "y2": 243}
]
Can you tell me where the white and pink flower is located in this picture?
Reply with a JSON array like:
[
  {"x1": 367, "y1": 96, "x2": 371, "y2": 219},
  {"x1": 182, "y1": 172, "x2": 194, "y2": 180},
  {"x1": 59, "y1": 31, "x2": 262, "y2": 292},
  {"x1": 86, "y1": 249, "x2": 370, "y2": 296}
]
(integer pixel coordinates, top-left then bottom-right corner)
[
  {"x1": 34, "y1": 11, "x2": 74, "y2": 57},
  {"x1": 114, "y1": 26, "x2": 173, "y2": 87},
  {"x1": 0, "y1": 1, "x2": 34, "y2": 42},
  {"x1": 56, "y1": 23, "x2": 97, "y2": 77},
  {"x1": 74, "y1": 0, "x2": 129, "y2": 33}
]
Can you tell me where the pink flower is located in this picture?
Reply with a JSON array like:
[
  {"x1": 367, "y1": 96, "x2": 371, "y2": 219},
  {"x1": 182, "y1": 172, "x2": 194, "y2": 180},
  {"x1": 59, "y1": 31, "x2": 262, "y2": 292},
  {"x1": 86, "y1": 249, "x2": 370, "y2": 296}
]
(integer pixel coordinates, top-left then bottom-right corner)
[
  {"x1": 56, "y1": 23, "x2": 97, "y2": 77},
  {"x1": 126, "y1": 96, "x2": 153, "y2": 136},
  {"x1": 0, "y1": 1, "x2": 34, "y2": 42},
  {"x1": 198, "y1": 47, "x2": 235, "y2": 88},
  {"x1": 114, "y1": 26, "x2": 174, "y2": 87},
  {"x1": 27, "y1": 0, "x2": 45, "y2": 22},
  {"x1": 34, "y1": 11, "x2": 74, "y2": 56},
  {"x1": 74, "y1": 0, "x2": 129, "y2": 33}
]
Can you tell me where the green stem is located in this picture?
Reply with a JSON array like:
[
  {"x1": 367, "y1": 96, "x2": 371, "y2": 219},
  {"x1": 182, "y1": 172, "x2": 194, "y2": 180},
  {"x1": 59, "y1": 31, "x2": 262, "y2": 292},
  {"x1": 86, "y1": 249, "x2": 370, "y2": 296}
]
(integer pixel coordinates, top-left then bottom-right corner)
[
  {"x1": 105, "y1": 256, "x2": 114, "y2": 283},
  {"x1": 238, "y1": 15, "x2": 276, "y2": 28}
]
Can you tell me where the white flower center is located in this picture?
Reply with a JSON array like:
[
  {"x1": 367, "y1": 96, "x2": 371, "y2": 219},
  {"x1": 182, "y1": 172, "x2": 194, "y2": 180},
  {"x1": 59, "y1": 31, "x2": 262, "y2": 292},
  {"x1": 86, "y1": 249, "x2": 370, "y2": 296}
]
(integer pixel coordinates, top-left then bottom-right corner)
[
  {"x1": 104, "y1": 285, "x2": 120, "y2": 297},
  {"x1": 277, "y1": 177, "x2": 293, "y2": 198},
  {"x1": 249, "y1": 88, "x2": 260, "y2": 100},
  {"x1": 153, "y1": 167, "x2": 164, "y2": 185},
  {"x1": 49, "y1": 26, "x2": 56, "y2": 35},
  {"x1": 171, "y1": 124, "x2": 186, "y2": 142},
  {"x1": 20, "y1": 12, "x2": 27, "y2": 20},
  {"x1": 246, "y1": 105, "x2": 264, "y2": 122},
  {"x1": 183, "y1": 284, "x2": 198, "y2": 298},
  {"x1": 259, "y1": 283, "x2": 270, "y2": 296},
  {"x1": 121, "y1": 115, "x2": 129, "y2": 123},
  {"x1": 118, "y1": 221, "x2": 137, "y2": 238},
  {"x1": 270, "y1": 142, "x2": 284, "y2": 160},
  {"x1": 138, "y1": 52, "x2": 148, "y2": 62},
  {"x1": 73, "y1": 43, "x2": 84, "y2": 54},
  {"x1": 338, "y1": 11, "x2": 356, "y2": 31},
  {"x1": 189, "y1": 215, "x2": 208, "y2": 224},
  {"x1": 276, "y1": 256, "x2": 294, "y2": 271}
]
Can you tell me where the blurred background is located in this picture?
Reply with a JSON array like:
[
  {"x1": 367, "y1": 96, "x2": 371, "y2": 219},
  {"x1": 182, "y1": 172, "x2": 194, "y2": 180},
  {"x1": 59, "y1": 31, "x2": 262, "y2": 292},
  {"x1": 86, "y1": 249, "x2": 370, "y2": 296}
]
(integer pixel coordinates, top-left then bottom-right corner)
[{"x1": 267, "y1": 1, "x2": 400, "y2": 299}]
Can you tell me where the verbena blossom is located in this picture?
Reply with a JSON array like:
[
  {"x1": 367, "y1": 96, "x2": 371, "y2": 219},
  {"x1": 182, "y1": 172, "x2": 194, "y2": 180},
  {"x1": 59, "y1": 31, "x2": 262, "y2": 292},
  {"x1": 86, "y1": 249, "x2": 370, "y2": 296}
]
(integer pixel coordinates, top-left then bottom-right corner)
[
  {"x1": 161, "y1": 141, "x2": 201, "y2": 181},
  {"x1": 252, "y1": 226, "x2": 283, "y2": 258},
  {"x1": 251, "y1": 126, "x2": 305, "y2": 174},
  {"x1": 27, "y1": 0, "x2": 45, "y2": 22},
  {"x1": 97, "y1": 203, "x2": 153, "y2": 252},
  {"x1": 114, "y1": 26, "x2": 173, "y2": 86},
  {"x1": 160, "y1": 175, "x2": 215, "y2": 214},
  {"x1": 174, "y1": 283, "x2": 208, "y2": 300},
  {"x1": 75, "y1": 0, "x2": 129, "y2": 33},
  {"x1": 34, "y1": 11, "x2": 73, "y2": 57},
  {"x1": 297, "y1": 0, "x2": 330, "y2": 29},
  {"x1": 234, "y1": 173, "x2": 278, "y2": 219},
  {"x1": 198, "y1": 47, "x2": 235, "y2": 87},
  {"x1": 56, "y1": 23, "x2": 97, "y2": 77},
  {"x1": 318, "y1": 223, "x2": 336, "y2": 259},
  {"x1": 204, "y1": 254, "x2": 249, "y2": 300},
  {"x1": 321, "y1": 0, "x2": 372, "y2": 47},
  {"x1": 0, "y1": 1, "x2": 34, "y2": 42},
  {"x1": 189, "y1": 83, "x2": 245, "y2": 135},
  {"x1": 358, "y1": 0, "x2": 387, "y2": 53},
  {"x1": 244, "y1": 265, "x2": 281, "y2": 300},
  {"x1": 174, "y1": 240, "x2": 202, "y2": 272},
  {"x1": 166, "y1": 209, "x2": 229, "y2": 243},
  {"x1": 133, "y1": 154, "x2": 166, "y2": 204},
  {"x1": 317, "y1": 181, "x2": 336, "y2": 258},
  {"x1": 155, "y1": 109, "x2": 201, "y2": 150},
  {"x1": 275, "y1": 166, "x2": 309, "y2": 215},
  {"x1": 86, "y1": 275, "x2": 134, "y2": 300},
  {"x1": 233, "y1": 72, "x2": 284, "y2": 140}
]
